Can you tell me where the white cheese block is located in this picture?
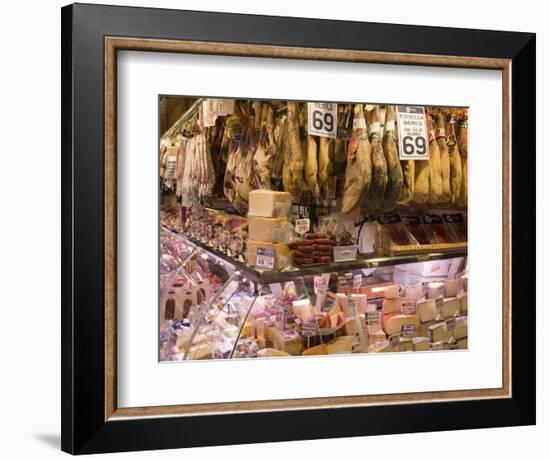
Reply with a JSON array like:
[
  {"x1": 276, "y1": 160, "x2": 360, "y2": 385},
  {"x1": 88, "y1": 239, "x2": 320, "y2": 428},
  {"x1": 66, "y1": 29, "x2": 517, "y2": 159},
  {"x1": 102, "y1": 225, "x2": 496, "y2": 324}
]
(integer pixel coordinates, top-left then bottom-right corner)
[
  {"x1": 382, "y1": 297, "x2": 402, "y2": 315},
  {"x1": 413, "y1": 337, "x2": 430, "y2": 352},
  {"x1": 248, "y1": 216, "x2": 289, "y2": 243},
  {"x1": 417, "y1": 299, "x2": 437, "y2": 323},
  {"x1": 383, "y1": 313, "x2": 420, "y2": 336},
  {"x1": 248, "y1": 190, "x2": 293, "y2": 217},
  {"x1": 405, "y1": 285, "x2": 424, "y2": 301}
]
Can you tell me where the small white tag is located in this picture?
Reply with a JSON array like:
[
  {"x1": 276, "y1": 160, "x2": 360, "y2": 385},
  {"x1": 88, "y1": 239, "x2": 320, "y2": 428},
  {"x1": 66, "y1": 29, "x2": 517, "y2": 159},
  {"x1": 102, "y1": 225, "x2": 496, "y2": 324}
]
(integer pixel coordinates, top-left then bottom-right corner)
[
  {"x1": 295, "y1": 218, "x2": 310, "y2": 235},
  {"x1": 307, "y1": 102, "x2": 337, "y2": 138},
  {"x1": 352, "y1": 117, "x2": 366, "y2": 129},
  {"x1": 396, "y1": 106, "x2": 429, "y2": 160},
  {"x1": 256, "y1": 247, "x2": 275, "y2": 270}
]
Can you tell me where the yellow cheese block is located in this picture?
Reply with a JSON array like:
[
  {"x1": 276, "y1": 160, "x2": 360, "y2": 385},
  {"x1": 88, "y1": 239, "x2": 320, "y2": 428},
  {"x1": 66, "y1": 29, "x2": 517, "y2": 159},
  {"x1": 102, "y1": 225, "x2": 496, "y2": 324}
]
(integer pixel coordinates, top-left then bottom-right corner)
[
  {"x1": 187, "y1": 343, "x2": 212, "y2": 360},
  {"x1": 248, "y1": 190, "x2": 293, "y2": 217},
  {"x1": 326, "y1": 336, "x2": 359, "y2": 354},
  {"x1": 248, "y1": 216, "x2": 289, "y2": 243},
  {"x1": 257, "y1": 348, "x2": 291, "y2": 357},
  {"x1": 335, "y1": 294, "x2": 368, "y2": 317},
  {"x1": 455, "y1": 338, "x2": 468, "y2": 350},
  {"x1": 412, "y1": 337, "x2": 430, "y2": 352},
  {"x1": 459, "y1": 292, "x2": 468, "y2": 314},
  {"x1": 441, "y1": 297, "x2": 461, "y2": 318},
  {"x1": 453, "y1": 316, "x2": 468, "y2": 340},
  {"x1": 428, "y1": 322, "x2": 452, "y2": 343},
  {"x1": 246, "y1": 240, "x2": 290, "y2": 270},
  {"x1": 368, "y1": 341, "x2": 393, "y2": 353},
  {"x1": 302, "y1": 344, "x2": 328, "y2": 356},
  {"x1": 398, "y1": 338, "x2": 414, "y2": 352},
  {"x1": 274, "y1": 331, "x2": 303, "y2": 355},
  {"x1": 382, "y1": 297, "x2": 402, "y2": 315},
  {"x1": 383, "y1": 314, "x2": 420, "y2": 336},
  {"x1": 344, "y1": 317, "x2": 367, "y2": 336},
  {"x1": 241, "y1": 321, "x2": 251, "y2": 338},
  {"x1": 417, "y1": 299, "x2": 437, "y2": 323}
]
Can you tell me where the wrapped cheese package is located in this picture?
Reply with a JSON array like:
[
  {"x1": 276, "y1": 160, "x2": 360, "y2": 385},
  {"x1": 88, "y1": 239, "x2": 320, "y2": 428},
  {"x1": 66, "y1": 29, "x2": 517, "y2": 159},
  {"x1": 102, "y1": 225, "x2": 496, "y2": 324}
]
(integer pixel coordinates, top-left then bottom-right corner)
[
  {"x1": 248, "y1": 216, "x2": 290, "y2": 243},
  {"x1": 246, "y1": 240, "x2": 290, "y2": 270}
]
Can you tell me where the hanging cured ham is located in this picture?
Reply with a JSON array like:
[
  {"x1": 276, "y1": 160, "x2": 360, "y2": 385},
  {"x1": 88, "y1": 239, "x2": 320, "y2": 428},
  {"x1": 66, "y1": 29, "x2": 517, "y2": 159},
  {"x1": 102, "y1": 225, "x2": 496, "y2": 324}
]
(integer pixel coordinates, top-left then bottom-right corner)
[
  {"x1": 445, "y1": 112, "x2": 463, "y2": 205},
  {"x1": 434, "y1": 110, "x2": 451, "y2": 203},
  {"x1": 456, "y1": 110, "x2": 468, "y2": 207},
  {"x1": 361, "y1": 105, "x2": 388, "y2": 212},
  {"x1": 283, "y1": 101, "x2": 307, "y2": 195},
  {"x1": 305, "y1": 135, "x2": 320, "y2": 197},
  {"x1": 426, "y1": 115, "x2": 443, "y2": 204},
  {"x1": 318, "y1": 136, "x2": 330, "y2": 197},
  {"x1": 341, "y1": 104, "x2": 372, "y2": 214},
  {"x1": 253, "y1": 103, "x2": 276, "y2": 189},
  {"x1": 381, "y1": 106, "x2": 403, "y2": 211}
]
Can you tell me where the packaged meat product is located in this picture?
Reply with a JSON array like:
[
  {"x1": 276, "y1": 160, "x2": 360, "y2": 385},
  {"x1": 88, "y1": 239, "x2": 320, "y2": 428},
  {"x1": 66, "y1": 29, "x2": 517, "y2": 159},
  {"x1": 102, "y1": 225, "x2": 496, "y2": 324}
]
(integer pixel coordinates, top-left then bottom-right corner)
[
  {"x1": 402, "y1": 215, "x2": 432, "y2": 245},
  {"x1": 422, "y1": 214, "x2": 456, "y2": 244},
  {"x1": 378, "y1": 213, "x2": 414, "y2": 246},
  {"x1": 443, "y1": 213, "x2": 467, "y2": 242}
]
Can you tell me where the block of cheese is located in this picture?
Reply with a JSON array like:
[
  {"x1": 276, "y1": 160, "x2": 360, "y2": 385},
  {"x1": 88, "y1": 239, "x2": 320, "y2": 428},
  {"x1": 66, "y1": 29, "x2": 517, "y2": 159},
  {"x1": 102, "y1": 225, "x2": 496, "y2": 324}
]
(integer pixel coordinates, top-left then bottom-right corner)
[
  {"x1": 367, "y1": 324, "x2": 387, "y2": 345},
  {"x1": 248, "y1": 190, "x2": 293, "y2": 217},
  {"x1": 326, "y1": 336, "x2": 359, "y2": 354},
  {"x1": 246, "y1": 240, "x2": 290, "y2": 270},
  {"x1": 302, "y1": 344, "x2": 328, "y2": 356},
  {"x1": 274, "y1": 331, "x2": 303, "y2": 355},
  {"x1": 368, "y1": 341, "x2": 392, "y2": 353},
  {"x1": 257, "y1": 348, "x2": 291, "y2": 357},
  {"x1": 417, "y1": 299, "x2": 437, "y2": 323},
  {"x1": 442, "y1": 297, "x2": 461, "y2": 318},
  {"x1": 344, "y1": 317, "x2": 367, "y2": 336},
  {"x1": 428, "y1": 322, "x2": 452, "y2": 343},
  {"x1": 187, "y1": 343, "x2": 212, "y2": 360},
  {"x1": 382, "y1": 297, "x2": 402, "y2": 315},
  {"x1": 459, "y1": 292, "x2": 468, "y2": 314},
  {"x1": 248, "y1": 216, "x2": 289, "y2": 243},
  {"x1": 455, "y1": 338, "x2": 468, "y2": 350},
  {"x1": 335, "y1": 294, "x2": 368, "y2": 317},
  {"x1": 267, "y1": 325, "x2": 279, "y2": 344},
  {"x1": 413, "y1": 337, "x2": 430, "y2": 352},
  {"x1": 383, "y1": 313, "x2": 420, "y2": 336},
  {"x1": 398, "y1": 338, "x2": 414, "y2": 352},
  {"x1": 452, "y1": 316, "x2": 468, "y2": 340}
]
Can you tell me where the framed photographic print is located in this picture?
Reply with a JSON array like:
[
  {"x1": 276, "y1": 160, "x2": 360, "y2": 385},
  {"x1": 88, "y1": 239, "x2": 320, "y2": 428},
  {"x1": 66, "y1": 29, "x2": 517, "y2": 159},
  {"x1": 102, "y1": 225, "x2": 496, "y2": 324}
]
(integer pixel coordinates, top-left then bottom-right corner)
[{"x1": 61, "y1": 3, "x2": 536, "y2": 454}]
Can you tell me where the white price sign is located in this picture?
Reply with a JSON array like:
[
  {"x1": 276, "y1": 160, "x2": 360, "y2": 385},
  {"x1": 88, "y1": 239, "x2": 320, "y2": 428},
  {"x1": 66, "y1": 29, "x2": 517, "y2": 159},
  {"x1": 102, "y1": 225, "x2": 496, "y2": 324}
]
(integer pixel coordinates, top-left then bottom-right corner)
[
  {"x1": 308, "y1": 102, "x2": 337, "y2": 138},
  {"x1": 255, "y1": 247, "x2": 275, "y2": 270},
  {"x1": 396, "y1": 106, "x2": 429, "y2": 160},
  {"x1": 295, "y1": 218, "x2": 310, "y2": 235}
]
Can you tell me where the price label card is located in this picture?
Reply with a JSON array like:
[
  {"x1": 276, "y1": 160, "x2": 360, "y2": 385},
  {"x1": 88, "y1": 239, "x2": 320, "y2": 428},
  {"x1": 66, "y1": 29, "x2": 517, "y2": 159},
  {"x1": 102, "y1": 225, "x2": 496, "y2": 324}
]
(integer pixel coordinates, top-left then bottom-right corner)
[
  {"x1": 313, "y1": 275, "x2": 328, "y2": 295},
  {"x1": 353, "y1": 274, "x2": 362, "y2": 290},
  {"x1": 445, "y1": 318, "x2": 457, "y2": 331},
  {"x1": 435, "y1": 297, "x2": 444, "y2": 309},
  {"x1": 401, "y1": 324, "x2": 416, "y2": 337},
  {"x1": 295, "y1": 218, "x2": 310, "y2": 235},
  {"x1": 308, "y1": 102, "x2": 337, "y2": 138},
  {"x1": 301, "y1": 322, "x2": 317, "y2": 337},
  {"x1": 400, "y1": 301, "x2": 416, "y2": 315},
  {"x1": 396, "y1": 106, "x2": 429, "y2": 160},
  {"x1": 256, "y1": 247, "x2": 275, "y2": 270},
  {"x1": 365, "y1": 311, "x2": 380, "y2": 325},
  {"x1": 164, "y1": 156, "x2": 177, "y2": 179}
]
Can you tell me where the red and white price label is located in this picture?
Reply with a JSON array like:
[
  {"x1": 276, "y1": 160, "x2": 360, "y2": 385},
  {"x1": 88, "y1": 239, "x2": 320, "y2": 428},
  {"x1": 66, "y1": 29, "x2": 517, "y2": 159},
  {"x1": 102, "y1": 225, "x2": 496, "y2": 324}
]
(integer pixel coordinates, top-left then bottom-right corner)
[
  {"x1": 295, "y1": 218, "x2": 310, "y2": 235},
  {"x1": 396, "y1": 106, "x2": 429, "y2": 160},
  {"x1": 308, "y1": 102, "x2": 337, "y2": 138}
]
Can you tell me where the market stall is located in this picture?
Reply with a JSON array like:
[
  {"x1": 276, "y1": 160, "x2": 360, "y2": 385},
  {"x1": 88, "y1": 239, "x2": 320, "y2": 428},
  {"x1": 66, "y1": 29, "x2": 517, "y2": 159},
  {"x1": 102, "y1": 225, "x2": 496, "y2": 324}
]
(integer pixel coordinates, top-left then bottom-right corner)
[{"x1": 159, "y1": 97, "x2": 468, "y2": 361}]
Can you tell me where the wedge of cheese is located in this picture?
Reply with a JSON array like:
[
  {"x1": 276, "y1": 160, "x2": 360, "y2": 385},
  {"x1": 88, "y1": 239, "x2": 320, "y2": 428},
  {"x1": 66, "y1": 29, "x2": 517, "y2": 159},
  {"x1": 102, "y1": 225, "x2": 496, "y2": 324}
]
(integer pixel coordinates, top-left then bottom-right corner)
[
  {"x1": 441, "y1": 297, "x2": 461, "y2": 318},
  {"x1": 412, "y1": 337, "x2": 430, "y2": 352},
  {"x1": 383, "y1": 313, "x2": 420, "y2": 336},
  {"x1": 302, "y1": 344, "x2": 328, "y2": 356},
  {"x1": 398, "y1": 338, "x2": 414, "y2": 352},
  {"x1": 428, "y1": 322, "x2": 452, "y2": 343},
  {"x1": 274, "y1": 331, "x2": 303, "y2": 355},
  {"x1": 248, "y1": 216, "x2": 289, "y2": 243},
  {"x1": 257, "y1": 348, "x2": 291, "y2": 357},
  {"x1": 458, "y1": 292, "x2": 468, "y2": 314},
  {"x1": 382, "y1": 297, "x2": 402, "y2": 315},
  {"x1": 417, "y1": 299, "x2": 437, "y2": 323},
  {"x1": 248, "y1": 190, "x2": 293, "y2": 217},
  {"x1": 326, "y1": 336, "x2": 359, "y2": 354},
  {"x1": 368, "y1": 341, "x2": 393, "y2": 353},
  {"x1": 246, "y1": 240, "x2": 290, "y2": 270},
  {"x1": 453, "y1": 316, "x2": 468, "y2": 340}
]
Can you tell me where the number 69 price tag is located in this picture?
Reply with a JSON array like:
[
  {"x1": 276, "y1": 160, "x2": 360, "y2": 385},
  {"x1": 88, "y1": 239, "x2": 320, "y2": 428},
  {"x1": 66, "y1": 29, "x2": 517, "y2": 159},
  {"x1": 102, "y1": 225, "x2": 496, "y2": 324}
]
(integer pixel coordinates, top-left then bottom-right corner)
[
  {"x1": 308, "y1": 102, "x2": 337, "y2": 138},
  {"x1": 396, "y1": 105, "x2": 429, "y2": 160}
]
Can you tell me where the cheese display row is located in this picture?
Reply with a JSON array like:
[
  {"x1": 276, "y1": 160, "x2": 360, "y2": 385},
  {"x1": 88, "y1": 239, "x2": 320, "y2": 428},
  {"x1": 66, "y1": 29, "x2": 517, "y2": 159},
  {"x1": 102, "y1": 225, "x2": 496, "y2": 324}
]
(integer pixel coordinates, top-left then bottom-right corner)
[{"x1": 160, "y1": 228, "x2": 468, "y2": 362}]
